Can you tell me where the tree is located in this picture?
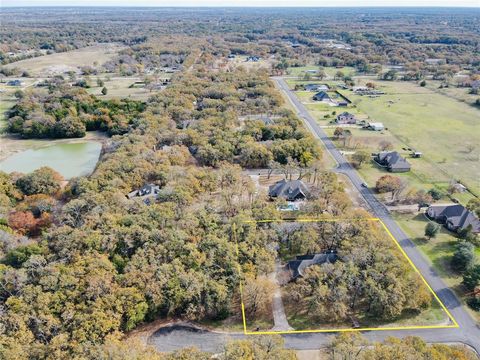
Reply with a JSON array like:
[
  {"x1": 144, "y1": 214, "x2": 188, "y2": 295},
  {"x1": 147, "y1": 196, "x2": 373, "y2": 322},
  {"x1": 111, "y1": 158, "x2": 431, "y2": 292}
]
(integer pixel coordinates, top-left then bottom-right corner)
[
  {"x1": 329, "y1": 332, "x2": 368, "y2": 360},
  {"x1": 452, "y1": 242, "x2": 475, "y2": 272},
  {"x1": 428, "y1": 188, "x2": 444, "y2": 201},
  {"x1": 424, "y1": 222, "x2": 440, "y2": 240},
  {"x1": 7, "y1": 211, "x2": 39, "y2": 235},
  {"x1": 223, "y1": 336, "x2": 296, "y2": 360},
  {"x1": 351, "y1": 151, "x2": 370, "y2": 168},
  {"x1": 101, "y1": 86, "x2": 108, "y2": 95},
  {"x1": 16, "y1": 167, "x2": 63, "y2": 195},
  {"x1": 420, "y1": 80, "x2": 427, "y2": 87},
  {"x1": 463, "y1": 265, "x2": 480, "y2": 291},
  {"x1": 242, "y1": 276, "x2": 275, "y2": 317},
  {"x1": 97, "y1": 78, "x2": 104, "y2": 87},
  {"x1": 378, "y1": 140, "x2": 393, "y2": 151},
  {"x1": 375, "y1": 175, "x2": 402, "y2": 200}
]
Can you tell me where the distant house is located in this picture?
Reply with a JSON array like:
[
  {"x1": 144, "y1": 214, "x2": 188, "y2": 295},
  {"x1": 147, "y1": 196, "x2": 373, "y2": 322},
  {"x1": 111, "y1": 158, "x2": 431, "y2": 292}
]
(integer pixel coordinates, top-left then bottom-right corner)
[
  {"x1": 246, "y1": 56, "x2": 260, "y2": 62},
  {"x1": 126, "y1": 183, "x2": 161, "y2": 205},
  {"x1": 427, "y1": 204, "x2": 480, "y2": 233},
  {"x1": 374, "y1": 151, "x2": 411, "y2": 172},
  {"x1": 312, "y1": 91, "x2": 331, "y2": 102},
  {"x1": 337, "y1": 100, "x2": 349, "y2": 107},
  {"x1": 367, "y1": 122, "x2": 384, "y2": 131},
  {"x1": 286, "y1": 251, "x2": 337, "y2": 280},
  {"x1": 336, "y1": 112, "x2": 356, "y2": 124},
  {"x1": 304, "y1": 84, "x2": 329, "y2": 92},
  {"x1": 7, "y1": 79, "x2": 21, "y2": 86},
  {"x1": 353, "y1": 86, "x2": 369, "y2": 93},
  {"x1": 268, "y1": 179, "x2": 310, "y2": 201}
]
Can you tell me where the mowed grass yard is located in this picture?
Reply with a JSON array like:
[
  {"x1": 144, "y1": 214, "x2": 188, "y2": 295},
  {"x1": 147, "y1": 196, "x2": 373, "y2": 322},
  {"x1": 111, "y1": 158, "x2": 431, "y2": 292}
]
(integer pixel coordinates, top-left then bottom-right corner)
[
  {"x1": 322, "y1": 127, "x2": 476, "y2": 204},
  {"x1": 287, "y1": 66, "x2": 356, "y2": 79},
  {"x1": 343, "y1": 80, "x2": 480, "y2": 196},
  {"x1": 87, "y1": 77, "x2": 163, "y2": 101},
  {"x1": 394, "y1": 212, "x2": 480, "y2": 322}
]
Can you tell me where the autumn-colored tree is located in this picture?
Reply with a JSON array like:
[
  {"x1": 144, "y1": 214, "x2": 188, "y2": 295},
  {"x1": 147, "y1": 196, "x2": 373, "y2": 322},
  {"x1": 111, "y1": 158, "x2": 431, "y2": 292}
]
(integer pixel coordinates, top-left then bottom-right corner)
[
  {"x1": 375, "y1": 175, "x2": 403, "y2": 200},
  {"x1": 8, "y1": 211, "x2": 38, "y2": 235}
]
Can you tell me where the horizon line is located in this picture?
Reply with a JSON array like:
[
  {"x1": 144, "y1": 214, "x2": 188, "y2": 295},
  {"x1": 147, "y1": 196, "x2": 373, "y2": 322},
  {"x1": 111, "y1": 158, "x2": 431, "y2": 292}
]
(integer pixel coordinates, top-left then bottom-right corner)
[{"x1": 2, "y1": 5, "x2": 480, "y2": 8}]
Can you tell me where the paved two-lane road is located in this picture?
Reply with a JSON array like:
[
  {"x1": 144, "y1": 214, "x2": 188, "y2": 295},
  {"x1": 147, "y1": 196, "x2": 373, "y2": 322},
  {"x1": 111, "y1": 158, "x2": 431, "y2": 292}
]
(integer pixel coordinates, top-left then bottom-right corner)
[
  {"x1": 147, "y1": 79, "x2": 480, "y2": 355},
  {"x1": 273, "y1": 76, "x2": 480, "y2": 353}
]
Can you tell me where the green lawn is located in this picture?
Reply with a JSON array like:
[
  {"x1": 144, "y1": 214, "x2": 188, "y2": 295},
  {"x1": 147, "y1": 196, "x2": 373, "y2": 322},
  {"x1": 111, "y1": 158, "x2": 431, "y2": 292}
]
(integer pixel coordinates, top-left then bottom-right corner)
[
  {"x1": 394, "y1": 212, "x2": 480, "y2": 322},
  {"x1": 343, "y1": 80, "x2": 480, "y2": 196},
  {"x1": 323, "y1": 127, "x2": 463, "y2": 201},
  {"x1": 0, "y1": 99, "x2": 15, "y2": 132},
  {"x1": 287, "y1": 66, "x2": 356, "y2": 79}
]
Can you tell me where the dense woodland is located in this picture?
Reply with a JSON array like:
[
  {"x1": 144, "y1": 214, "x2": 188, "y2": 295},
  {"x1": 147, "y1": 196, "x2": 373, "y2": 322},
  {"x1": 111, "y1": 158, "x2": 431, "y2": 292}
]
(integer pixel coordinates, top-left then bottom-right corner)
[{"x1": 1, "y1": 7, "x2": 479, "y2": 74}]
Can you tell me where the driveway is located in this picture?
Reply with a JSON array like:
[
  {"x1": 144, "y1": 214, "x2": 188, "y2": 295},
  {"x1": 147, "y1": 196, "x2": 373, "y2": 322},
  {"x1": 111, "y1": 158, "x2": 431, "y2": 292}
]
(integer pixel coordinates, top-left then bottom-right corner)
[{"x1": 272, "y1": 76, "x2": 480, "y2": 353}]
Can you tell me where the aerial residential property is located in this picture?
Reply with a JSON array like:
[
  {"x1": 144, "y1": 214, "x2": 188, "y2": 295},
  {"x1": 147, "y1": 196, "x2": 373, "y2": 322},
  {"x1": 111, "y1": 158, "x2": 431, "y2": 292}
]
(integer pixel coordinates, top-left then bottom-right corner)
[
  {"x1": 268, "y1": 179, "x2": 310, "y2": 201},
  {"x1": 374, "y1": 151, "x2": 411, "y2": 172},
  {"x1": 335, "y1": 111, "x2": 357, "y2": 124},
  {"x1": 0, "y1": 3, "x2": 479, "y2": 359},
  {"x1": 427, "y1": 204, "x2": 480, "y2": 234}
]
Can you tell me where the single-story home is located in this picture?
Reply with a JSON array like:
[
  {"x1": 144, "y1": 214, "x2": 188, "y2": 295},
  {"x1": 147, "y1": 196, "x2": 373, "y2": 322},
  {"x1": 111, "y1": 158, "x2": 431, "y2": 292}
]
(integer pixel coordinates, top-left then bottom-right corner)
[
  {"x1": 126, "y1": 183, "x2": 161, "y2": 205},
  {"x1": 7, "y1": 79, "x2": 22, "y2": 86},
  {"x1": 427, "y1": 204, "x2": 480, "y2": 233},
  {"x1": 312, "y1": 91, "x2": 331, "y2": 102},
  {"x1": 286, "y1": 251, "x2": 337, "y2": 280},
  {"x1": 336, "y1": 112, "x2": 356, "y2": 124},
  {"x1": 367, "y1": 122, "x2": 384, "y2": 131},
  {"x1": 304, "y1": 83, "x2": 329, "y2": 92},
  {"x1": 374, "y1": 151, "x2": 411, "y2": 172},
  {"x1": 268, "y1": 179, "x2": 310, "y2": 201}
]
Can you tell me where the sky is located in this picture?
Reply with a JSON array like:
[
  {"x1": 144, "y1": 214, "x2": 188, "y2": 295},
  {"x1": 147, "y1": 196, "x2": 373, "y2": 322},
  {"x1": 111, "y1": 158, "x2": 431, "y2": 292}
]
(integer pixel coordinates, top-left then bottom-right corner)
[{"x1": 2, "y1": 0, "x2": 479, "y2": 7}]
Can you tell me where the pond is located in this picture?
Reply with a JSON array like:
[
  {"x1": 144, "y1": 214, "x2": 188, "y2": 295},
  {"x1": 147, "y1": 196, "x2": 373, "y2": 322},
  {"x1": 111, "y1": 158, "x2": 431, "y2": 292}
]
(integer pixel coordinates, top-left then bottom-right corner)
[{"x1": 0, "y1": 141, "x2": 102, "y2": 179}]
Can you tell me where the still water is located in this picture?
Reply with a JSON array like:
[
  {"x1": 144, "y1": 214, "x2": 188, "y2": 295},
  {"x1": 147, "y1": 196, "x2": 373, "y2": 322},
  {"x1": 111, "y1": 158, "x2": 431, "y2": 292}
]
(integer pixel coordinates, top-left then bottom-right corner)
[{"x1": 0, "y1": 141, "x2": 102, "y2": 179}]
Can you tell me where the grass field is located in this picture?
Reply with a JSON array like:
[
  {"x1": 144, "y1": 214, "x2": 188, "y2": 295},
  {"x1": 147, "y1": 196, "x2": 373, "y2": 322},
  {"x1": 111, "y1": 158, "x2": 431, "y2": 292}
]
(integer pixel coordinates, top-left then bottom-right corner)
[
  {"x1": 87, "y1": 77, "x2": 160, "y2": 101},
  {"x1": 343, "y1": 80, "x2": 480, "y2": 196},
  {"x1": 322, "y1": 127, "x2": 475, "y2": 203},
  {"x1": 287, "y1": 66, "x2": 356, "y2": 79},
  {"x1": 2, "y1": 44, "x2": 124, "y2": 76},
  {"x1": 394, "y1": 212, "x2": 480, "y2": 322},
  {"x1": 423, "y1": 80, "x2": 479, "y2": 107}
]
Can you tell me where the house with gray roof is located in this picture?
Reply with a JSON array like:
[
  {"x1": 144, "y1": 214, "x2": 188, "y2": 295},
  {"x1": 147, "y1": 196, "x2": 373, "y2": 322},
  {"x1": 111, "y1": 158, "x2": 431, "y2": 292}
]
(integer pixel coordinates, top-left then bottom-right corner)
[
  {"x1": 286, "y1": 251, "x2": 337, "y2": 280},
  {"x1": 312, "y1": 91, "x2": 331, "y2": 102},
  {"x1": 374, "y1": 151, "x2": 411, "y2": 172},
  {"x1": 268, "y1": 179, "x2": 310, "y2": 201},
  {"x1": 304, "y1": 84, "x2": 329, "y2": 92},
  {"x1": 427, "y1": 204, "x2": 480, "y2": 233},
  {"x1": 336, "y1": 112, "x2": 356, "y2": 124},
  {"x1": 126, "y1": 183, "x2": 161, "y2": 205}
]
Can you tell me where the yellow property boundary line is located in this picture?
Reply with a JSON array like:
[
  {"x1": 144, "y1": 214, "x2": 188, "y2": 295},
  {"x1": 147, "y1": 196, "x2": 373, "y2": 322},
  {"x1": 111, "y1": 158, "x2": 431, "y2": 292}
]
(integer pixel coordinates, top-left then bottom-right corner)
[{"x1": 233, "y1": 217, "x2": 459, "y2": 335}]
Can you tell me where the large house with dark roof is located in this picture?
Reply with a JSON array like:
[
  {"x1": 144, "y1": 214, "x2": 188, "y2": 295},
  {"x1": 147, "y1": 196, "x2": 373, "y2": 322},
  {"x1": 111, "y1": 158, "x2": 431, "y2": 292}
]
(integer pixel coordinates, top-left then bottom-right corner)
[
  {"x1": 427, "y1": 204, "x2": 480, "y2": 233},
  {"x1": 126, "y1": 183, "x2": 161, "y2": 205},
  {"x1": 268, "y1": 179, "x2": 310, "y2": 201},
  {"x1": 286, "y1": 251, "x2": 337, "y2": 281},
  {"x1": 312, "y1": 91, "x2": 331, "y2": 102},
  {"x1": 374, "y1": 151, "x2": 411, "y2": 172}
]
